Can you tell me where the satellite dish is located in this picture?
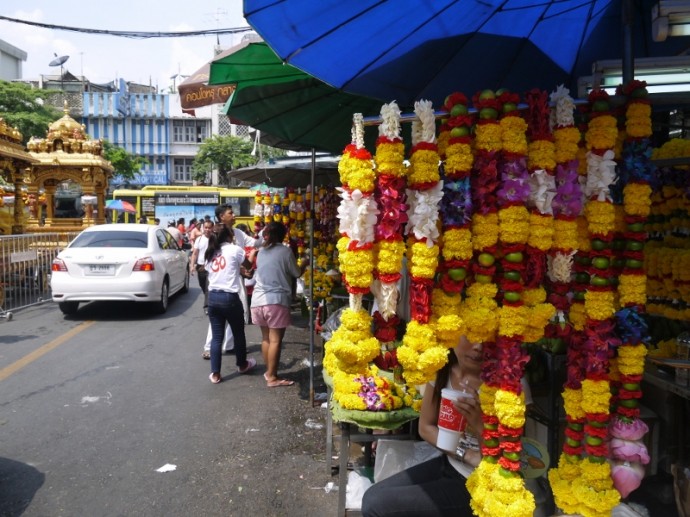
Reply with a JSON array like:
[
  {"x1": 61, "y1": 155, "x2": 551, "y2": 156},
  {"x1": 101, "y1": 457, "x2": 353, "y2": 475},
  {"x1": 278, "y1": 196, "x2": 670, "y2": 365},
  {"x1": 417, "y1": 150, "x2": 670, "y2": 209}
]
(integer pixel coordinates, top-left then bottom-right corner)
[{"x1": 49, "y1": 55, "x2": 69, "y2": 67}]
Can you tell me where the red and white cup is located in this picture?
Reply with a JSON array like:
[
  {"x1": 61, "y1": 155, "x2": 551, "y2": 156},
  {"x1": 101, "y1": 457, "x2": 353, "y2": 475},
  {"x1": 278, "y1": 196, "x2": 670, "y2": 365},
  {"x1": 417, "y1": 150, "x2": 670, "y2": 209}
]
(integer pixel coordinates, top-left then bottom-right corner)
[{"x1": 436, "y1": 388, "x2": 473, "y2": 451}]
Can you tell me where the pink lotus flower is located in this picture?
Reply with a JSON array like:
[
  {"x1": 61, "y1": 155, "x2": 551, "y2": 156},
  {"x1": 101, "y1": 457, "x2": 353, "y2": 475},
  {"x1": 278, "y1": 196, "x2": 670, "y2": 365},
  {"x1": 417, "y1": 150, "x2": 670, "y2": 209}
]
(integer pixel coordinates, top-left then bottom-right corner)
[
  {"x1": 610, "y1": 417, "x2": 649, "y2": 441},
  {"x1": 611, "y1": 460, "x2": 645, "y2": 498},
  {"x1": 610, "y1": 438, "x2": 650, "y2": 464}
]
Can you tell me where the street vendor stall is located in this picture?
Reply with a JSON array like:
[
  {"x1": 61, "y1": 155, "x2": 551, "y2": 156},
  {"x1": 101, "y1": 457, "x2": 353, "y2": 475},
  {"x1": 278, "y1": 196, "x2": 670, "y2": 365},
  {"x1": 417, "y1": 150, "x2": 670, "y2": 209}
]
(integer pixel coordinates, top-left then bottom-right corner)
[{"x1": 315, "y1": 76, "x2": 679, "y2": 516}]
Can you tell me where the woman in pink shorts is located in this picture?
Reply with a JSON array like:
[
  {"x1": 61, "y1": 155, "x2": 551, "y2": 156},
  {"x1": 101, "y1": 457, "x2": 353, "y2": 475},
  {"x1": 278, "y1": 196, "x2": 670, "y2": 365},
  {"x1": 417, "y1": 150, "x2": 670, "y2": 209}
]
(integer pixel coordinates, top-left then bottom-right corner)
[{"x1": 248, "y1": 222, "x2": 308, "y2": 387}]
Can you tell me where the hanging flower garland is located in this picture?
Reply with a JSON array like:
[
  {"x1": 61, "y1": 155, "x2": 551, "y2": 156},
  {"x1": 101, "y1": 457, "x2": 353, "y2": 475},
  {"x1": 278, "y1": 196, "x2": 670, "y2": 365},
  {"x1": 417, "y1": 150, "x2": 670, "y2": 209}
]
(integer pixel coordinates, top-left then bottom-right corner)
[
  {"x1": 547, "y1": 86, "x2": 589, "y2": 513},
  {"x1": 568, "y1": 89, "x2": 621, "y2": 516},
  {"x1": 466, "y1": 89, "x2": 529, "y2": 517},
  {"x1": 397, "y1": 100, "x2": 447, "y2": 387},
  {"x1": 372, "y1": 102, "x2": 408, "y2": 373},
  {"x1": 323, "y1": 114, "x2": 381, "y2": 409},
  {"x1": 433, "y1": 91, "x2": 474, "y2": 347},
  {"x1": 336, "y1": 114, "x2": 379, "y2": 296},
  {"x1": 606, "y1": 79, "x2": 653, "y2": 498},
  {"x1": 253, "y1": 191, "x2": 266, "y2": 235}
]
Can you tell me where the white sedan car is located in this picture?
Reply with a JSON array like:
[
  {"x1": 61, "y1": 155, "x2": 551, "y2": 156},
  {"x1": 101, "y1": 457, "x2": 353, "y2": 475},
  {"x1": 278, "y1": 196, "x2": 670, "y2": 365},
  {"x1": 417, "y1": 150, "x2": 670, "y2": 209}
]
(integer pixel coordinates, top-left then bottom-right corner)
[{"x1": 51, "y1": 224, "x2": 189, "y2": 315}]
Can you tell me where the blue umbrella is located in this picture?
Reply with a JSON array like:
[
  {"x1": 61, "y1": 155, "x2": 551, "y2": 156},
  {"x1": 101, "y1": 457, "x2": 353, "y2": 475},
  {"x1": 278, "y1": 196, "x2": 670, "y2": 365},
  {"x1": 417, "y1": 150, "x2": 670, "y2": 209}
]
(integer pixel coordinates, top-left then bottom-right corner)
[{"x1": 244, "y1": 0, "x2": 688, "y2": 106}]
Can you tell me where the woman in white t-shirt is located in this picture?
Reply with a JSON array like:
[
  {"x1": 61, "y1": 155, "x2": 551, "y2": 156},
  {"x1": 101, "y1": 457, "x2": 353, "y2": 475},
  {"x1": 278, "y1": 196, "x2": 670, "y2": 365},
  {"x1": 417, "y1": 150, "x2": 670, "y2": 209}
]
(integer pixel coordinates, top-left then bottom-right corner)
[
  {"x1": 249, "y1": 222, "x2": 306, "y2": 388},
  {"x1": 204, "y1": 223, "x2": 256, "y2": 384}
]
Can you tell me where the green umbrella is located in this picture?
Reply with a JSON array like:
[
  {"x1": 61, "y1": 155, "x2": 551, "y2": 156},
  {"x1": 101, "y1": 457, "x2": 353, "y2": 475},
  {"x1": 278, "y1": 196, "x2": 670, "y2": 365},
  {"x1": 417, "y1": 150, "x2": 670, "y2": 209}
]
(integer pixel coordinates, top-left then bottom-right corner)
[{"x1": 208, "y1": 41, "x2": 402, "y2": 155}]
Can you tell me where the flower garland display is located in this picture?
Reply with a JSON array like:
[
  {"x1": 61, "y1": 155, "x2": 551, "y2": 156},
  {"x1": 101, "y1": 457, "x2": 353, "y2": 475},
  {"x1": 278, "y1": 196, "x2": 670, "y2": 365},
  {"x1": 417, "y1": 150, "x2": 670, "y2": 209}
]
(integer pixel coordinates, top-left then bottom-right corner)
[
  {"x1": 372, "y1": 102, "x2": 408, "y2": 373},
  {"x1": 646, "y1": 138, "x2": 690, "y2": 319},
  {"x1": 466, "y1": 89, "x2": 531, "y2": 517},
  {"x1": 288, "y1": 188, "x2": 307, "y2": 265},
  {"x1": 324, "y1": 114, "x2": 381, "y2": 408},
  {"x1": 523, "y1": 89, "x2": 556, "y2": 305},
  {"x1": 336, "y1": 114, "x2": 378, "y2": 297},
  {"x1": 606, "y1": 80, "x2": 653, "y2": 498},
  {"x1": 332, "y1": 365, "x2": 408, "y2": 411},
  {"x1": 303, "y1": 186, "x2": 340, "y2": 305},
  {"x1": 434, "y1": 92, "x2": 474, "y2": 347},
  {"x1": 397, "y1": 100, "x2": 447, "y2": 387},
  {"x1": 547, "y1": 86, "x2": 590, "y2": 512},
  {"x1": 468, "y1": 89, "x2": 553, "y2": 517},
  {"x1": 567, "y1": 89, "x2": 621, "y2": 516}
]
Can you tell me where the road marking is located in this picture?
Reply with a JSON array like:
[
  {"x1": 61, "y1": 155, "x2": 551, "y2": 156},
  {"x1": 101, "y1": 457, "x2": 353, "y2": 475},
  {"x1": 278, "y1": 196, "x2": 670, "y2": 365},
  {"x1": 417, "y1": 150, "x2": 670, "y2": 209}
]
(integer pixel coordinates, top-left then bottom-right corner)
[{"x1": 0, "y1": 321, "x2": 96, "y2": 382}]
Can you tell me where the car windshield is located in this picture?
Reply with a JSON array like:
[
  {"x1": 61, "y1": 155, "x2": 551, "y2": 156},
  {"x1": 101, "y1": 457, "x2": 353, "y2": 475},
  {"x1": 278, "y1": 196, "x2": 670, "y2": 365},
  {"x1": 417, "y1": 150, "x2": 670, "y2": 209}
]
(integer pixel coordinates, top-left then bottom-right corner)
[{"x1": 70, "y1": 231, "x2": 149, "y2": 248}]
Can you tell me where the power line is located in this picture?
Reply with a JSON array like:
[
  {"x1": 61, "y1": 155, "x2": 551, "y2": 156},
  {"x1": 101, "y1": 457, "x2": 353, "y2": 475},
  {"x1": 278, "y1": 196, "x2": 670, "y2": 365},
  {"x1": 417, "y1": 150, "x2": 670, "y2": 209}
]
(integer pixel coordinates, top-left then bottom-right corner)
[{"x1": 0, "y1": 15, "x2": 252, "y2": 39}]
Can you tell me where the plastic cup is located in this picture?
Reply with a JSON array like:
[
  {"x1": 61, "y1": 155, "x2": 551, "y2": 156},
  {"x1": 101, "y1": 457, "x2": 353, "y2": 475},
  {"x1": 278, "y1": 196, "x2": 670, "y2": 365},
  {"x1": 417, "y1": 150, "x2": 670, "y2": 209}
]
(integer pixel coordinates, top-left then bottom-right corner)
[{"x1": 436, "y1": 388, "x2": 473, "y2": 451}]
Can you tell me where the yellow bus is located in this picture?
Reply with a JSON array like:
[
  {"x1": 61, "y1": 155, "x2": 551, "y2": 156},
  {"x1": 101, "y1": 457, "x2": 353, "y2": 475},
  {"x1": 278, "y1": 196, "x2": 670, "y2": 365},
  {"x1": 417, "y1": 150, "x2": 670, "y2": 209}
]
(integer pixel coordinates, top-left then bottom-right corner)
[{"x1": 111, "y1": 186, "x2": 255, "y2": 228}]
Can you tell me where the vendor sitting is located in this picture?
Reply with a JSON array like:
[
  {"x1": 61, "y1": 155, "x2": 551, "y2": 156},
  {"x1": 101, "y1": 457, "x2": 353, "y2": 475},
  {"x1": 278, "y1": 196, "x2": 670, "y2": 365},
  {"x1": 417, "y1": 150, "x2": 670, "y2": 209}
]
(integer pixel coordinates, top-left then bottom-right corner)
[{"x1": 361, "y1": 335, "x2": 532, "y2": 517}]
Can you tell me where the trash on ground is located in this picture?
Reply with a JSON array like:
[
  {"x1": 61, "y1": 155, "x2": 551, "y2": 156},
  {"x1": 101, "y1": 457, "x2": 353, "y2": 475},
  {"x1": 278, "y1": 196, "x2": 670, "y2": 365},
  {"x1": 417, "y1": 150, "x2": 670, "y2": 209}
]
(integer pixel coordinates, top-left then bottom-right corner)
[
  {"x1": 155, "y1": 464, "x2": 177, "y2": 473},
  {"x1": 305, "y1": 418, "x2": 324, "y2": 430}
]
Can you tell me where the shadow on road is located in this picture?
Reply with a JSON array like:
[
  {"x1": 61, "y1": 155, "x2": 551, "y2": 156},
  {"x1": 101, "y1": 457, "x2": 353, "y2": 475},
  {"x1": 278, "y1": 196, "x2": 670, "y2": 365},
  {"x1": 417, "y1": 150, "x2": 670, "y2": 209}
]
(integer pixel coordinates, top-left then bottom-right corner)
[
  {"x1": 0, "y1": 457, "x2": 45, "y2": 516},
  {"x1": 60, "y1": 289, "x2": 201, "y2": 321}
]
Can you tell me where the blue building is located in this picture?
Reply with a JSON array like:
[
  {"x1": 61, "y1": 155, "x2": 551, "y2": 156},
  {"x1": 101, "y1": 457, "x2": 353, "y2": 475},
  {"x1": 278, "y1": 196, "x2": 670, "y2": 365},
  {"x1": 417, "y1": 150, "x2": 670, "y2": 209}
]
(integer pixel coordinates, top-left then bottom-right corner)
[{"x1": 81, "y1": 84, "x2": 219, "y2": 188}]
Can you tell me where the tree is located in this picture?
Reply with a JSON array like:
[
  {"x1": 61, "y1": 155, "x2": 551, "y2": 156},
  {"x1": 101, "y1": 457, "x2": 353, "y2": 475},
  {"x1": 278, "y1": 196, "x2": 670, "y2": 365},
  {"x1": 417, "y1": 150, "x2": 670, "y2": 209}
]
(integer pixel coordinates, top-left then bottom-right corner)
[
  {"x1": 0, "y1": 80, "x2": 62, "y2": 143},
  {"x1": 102, "y1": 140, "x2": 149, "y2": 181},
  {"x1": 192, "y1": 135, "x2": 255, "y2": 185},
  {"x1": 192, "y1": 134, "x2": 288, "y2": 185}
]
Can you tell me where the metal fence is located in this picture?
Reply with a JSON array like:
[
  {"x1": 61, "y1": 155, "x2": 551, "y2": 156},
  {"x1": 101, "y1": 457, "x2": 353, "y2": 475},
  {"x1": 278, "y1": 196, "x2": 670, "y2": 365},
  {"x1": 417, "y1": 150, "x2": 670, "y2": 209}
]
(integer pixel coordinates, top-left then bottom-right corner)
[{"x1": 0, "y1": 232, "x2": 79, "y2": 320}]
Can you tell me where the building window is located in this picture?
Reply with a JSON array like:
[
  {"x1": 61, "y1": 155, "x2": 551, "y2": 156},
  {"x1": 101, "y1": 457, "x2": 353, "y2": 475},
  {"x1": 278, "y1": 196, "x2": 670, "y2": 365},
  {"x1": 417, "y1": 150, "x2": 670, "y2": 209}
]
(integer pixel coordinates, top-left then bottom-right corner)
[
  {"x1": 172, "y1": 120, "x2": 209, "y2": 143},
  {"x1": 173, "y1": 158, "x2": 194, "y2": 182}
]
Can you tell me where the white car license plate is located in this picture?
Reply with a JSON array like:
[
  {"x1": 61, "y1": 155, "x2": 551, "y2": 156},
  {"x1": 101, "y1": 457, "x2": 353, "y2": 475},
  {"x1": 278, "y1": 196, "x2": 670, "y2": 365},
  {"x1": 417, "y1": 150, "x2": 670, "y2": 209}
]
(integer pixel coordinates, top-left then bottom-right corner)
[{"x1": 88, "y1": 264, "x2": 114, "y2": 275}]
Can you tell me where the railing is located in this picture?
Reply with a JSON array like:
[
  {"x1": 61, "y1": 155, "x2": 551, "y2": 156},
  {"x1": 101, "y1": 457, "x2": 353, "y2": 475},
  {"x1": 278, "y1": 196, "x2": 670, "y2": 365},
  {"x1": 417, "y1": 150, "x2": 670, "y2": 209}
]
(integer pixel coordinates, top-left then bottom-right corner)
[{"x1": 0, "y1": 232, "x2": 80, "y2": 319}]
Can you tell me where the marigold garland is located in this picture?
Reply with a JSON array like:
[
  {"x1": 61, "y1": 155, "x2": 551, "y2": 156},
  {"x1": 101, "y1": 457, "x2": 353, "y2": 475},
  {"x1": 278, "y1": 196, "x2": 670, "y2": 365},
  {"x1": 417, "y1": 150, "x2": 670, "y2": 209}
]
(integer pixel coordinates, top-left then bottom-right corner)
[
  {"x1": 467, "y1": 89, "x2": 536, "y2": 517},
  {"x1": 398, "y1": 99, "x2": 447, "y2": 387},
  {"x1": 371, "y1": 102, "x2": 409, "y2": 375},
  {"x1": 566, "y1": 89, "x2": 620, "y2": 515},
  {"x1": 605, "y1": 80, "x2": 653, "y2": 499}
]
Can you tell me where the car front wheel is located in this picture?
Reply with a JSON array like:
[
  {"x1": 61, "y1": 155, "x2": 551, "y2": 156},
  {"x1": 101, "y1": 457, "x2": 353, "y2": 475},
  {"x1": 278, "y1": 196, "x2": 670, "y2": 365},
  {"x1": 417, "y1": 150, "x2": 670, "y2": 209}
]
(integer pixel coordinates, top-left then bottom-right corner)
[
  {"x1": 153, "y1": 279, "x2": 169, "y2": 314},
  {"x1": 59, "y1": 301, "x2": 79, "y2": 315}
]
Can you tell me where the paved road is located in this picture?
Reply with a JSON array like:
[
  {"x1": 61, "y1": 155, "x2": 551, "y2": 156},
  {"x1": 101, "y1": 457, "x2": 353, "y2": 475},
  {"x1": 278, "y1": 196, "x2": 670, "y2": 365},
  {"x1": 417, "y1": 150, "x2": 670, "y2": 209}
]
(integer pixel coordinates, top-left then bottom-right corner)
[{"x1": 0, "y1": 286, "x2": 336, "y2": 516}]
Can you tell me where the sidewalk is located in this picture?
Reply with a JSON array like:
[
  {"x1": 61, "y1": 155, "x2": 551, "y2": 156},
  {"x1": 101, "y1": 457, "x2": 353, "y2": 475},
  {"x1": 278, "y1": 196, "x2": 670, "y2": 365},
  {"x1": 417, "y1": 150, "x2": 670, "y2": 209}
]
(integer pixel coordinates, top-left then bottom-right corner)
[{"x1": 237, "y1": 305, "x2": 341, "y2": 516}]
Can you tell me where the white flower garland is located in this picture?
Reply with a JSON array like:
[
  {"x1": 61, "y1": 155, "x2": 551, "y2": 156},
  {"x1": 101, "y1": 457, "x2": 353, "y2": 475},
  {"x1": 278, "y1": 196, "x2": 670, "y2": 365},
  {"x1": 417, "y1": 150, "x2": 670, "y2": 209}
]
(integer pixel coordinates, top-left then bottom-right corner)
[
  {"x1": 336, "y1": 188, "x2": 379, "y2": 243},
  {"x1": 405, "y1": 183, "x2": 444, "y2": 245},
  {"x1": 585, "y1": 149, "x2": 617, "y2": 202}
]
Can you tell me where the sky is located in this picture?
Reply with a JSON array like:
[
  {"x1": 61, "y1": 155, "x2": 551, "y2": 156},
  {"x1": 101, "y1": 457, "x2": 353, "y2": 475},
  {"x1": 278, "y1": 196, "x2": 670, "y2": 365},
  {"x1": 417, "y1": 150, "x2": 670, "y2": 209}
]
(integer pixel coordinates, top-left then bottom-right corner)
[{"x1": 0, "y1": 1, "x2": 253, "y2": 92}]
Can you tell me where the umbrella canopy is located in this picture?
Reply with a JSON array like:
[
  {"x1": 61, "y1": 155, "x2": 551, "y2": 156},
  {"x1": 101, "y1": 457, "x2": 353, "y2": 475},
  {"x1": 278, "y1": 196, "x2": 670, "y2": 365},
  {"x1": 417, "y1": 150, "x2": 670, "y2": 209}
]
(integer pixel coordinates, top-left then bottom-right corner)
[
  {"x1": 244, "y1": 0, "x2": 689, "y2": 107},
  {"x1": 229, "y1": 156, "x2": 341, "y2": 188},
  {"x1": 208, "y1": 41, "x2": 392, "y2": 155},
  {"x1": 105, "y1": 199, "x2": 136, "y2": 213}
]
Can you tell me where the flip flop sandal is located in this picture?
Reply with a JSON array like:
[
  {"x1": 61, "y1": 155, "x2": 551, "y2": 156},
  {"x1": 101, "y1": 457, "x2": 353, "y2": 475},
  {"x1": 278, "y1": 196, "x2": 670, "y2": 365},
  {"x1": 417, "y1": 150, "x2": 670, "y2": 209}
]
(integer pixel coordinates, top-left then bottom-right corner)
[
  {"x1": 267, "y1": 379, "x2": 294, "y2": 387},
  {"x1": 209, "y1": 372, "x2": 222, "y2": 384},
  {"x1": 238, "y1": 357, "x2": 256, "y2": 374},
  {"x1": 202, "y1": 351, "x2": 211, "y2": 360}
]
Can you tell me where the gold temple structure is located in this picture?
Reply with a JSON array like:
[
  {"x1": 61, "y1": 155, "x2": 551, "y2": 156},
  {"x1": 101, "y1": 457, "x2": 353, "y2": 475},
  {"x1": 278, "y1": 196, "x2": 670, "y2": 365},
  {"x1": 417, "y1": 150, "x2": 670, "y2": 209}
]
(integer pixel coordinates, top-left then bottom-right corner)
[
  {"x1": 24, "y1": 102, "x2": 113, "y2": 233},
  {"x1": 0, "y1": 118, "x2": 38, "y2": 235}
]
